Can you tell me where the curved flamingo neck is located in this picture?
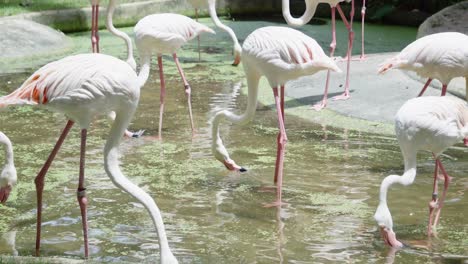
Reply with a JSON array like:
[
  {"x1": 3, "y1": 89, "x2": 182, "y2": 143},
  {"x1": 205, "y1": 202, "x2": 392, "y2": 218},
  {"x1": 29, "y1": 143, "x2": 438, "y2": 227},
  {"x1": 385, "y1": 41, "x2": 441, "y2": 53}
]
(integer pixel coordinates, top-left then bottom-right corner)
[
  {"x1": 0, "y1": 134, "x2": 14, "y2": 167},
  {"x1": 282, "y1": 0, "x2": 318, "y2": 27},
  {"x1": 207, "y1": 0, "x2": 241, "y2": 55},
  {"x1": 137, "y1": 54, "x2": 151, "y2": 88},
  {"x1": 106, "y1": 0, "x2": 137, "y2": 71}
]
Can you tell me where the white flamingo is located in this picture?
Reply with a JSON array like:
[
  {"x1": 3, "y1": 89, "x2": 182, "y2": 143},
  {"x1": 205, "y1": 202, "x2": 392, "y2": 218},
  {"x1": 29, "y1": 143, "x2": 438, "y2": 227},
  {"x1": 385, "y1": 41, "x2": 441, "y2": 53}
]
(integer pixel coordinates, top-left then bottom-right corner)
[
  {"x1": 0, "y1": 132, "x2": 16, "y2": 204},
  {"x1": 378, "y1": 32, "x2": 468, "y2": 100},
  {"x1": 211, "y1": 26, "x2": 341, "y2": 206},
  {"x1": 187, "y1": 0, "x2": 242, "y2": 65},
  {"x1": 282, "y1": 0, "x2": 363, "y2": 110},
  {"x1": 0, "y1": 53, "x2": 178, "y2": 263},
  {"x1": 134, "y1": 13, "x2": 215, "y2": 139},
  {"x1": 374, "y1": 96, "x2": 468, "y2": 247}
]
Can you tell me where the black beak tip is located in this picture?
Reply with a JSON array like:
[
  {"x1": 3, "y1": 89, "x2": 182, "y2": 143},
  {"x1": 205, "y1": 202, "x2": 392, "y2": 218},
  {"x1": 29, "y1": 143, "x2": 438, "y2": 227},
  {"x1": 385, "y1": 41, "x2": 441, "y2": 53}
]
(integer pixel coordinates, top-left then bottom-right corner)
[{"x1": 239, "y1": 167, "x2": 247, "y2": 173}]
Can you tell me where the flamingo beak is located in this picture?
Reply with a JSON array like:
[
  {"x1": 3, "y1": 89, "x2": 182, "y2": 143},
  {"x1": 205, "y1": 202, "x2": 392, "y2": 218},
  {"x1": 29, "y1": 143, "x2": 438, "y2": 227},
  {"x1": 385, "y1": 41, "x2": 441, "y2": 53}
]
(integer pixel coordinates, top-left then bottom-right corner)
[
  {"x1": 232, "y1": 54, "x2": 241, "y2": 67},
  {"x1": 0, "y1": 185, "x2": 12, "y2": 204},
  {"x1": 222, "y1": 159, "x2": 247, "y2": 172},
  {"x1": 379, "y1": 226, "x2": 403, "y2": 248}
]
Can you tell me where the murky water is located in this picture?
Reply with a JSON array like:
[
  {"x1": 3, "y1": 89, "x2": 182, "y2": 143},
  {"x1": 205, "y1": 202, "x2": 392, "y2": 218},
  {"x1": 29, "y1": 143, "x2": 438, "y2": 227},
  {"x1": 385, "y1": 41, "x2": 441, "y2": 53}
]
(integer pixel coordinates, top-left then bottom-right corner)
[{"x1": 0, "y1": 18, "x2": 467, "y2": 263}]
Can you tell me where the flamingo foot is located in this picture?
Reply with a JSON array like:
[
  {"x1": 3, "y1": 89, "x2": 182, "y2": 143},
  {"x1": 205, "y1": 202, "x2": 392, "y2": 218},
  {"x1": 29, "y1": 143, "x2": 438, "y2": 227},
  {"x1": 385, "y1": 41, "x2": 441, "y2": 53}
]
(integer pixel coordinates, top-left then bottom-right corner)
[
  {"x1": 124, "y1": 129, "x2": 145, "y2": 138},
  {"x1": 358, "y1": 54, "x2": 367, "y2": 61},
  {"x1": 332, "y1": 92, "x2": 350, "y2": 101},
  {"x1": 311, "y1": 100, "x2": 327, "y2": 111},
  {"x1": 0, "y1": 185, "x2": 12, "y2": 204},
  {"x1": 222, "y1": 159, "x2": 247, "y2": 172},
  {"x1": 379, "y1": 226, "x2": 403, "y2": 248}
]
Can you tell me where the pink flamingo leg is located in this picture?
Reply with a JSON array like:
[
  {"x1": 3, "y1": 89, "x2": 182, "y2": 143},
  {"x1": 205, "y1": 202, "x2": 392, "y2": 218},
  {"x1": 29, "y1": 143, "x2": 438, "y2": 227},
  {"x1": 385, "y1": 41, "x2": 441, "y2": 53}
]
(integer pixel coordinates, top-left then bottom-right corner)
[
  {"x1": 173, "y1": 54, "x2": 195, "y2": 135},
  {"x1": 195, "y1": 8, "x2": 201, "y2": 62},
  {"x1": 432, "y1": 159, "x2": 452, "y2": 228},
  {"x1": 35, "y1": 120, "x2": 74, "y2": 256},
  {"x1": 334, "y1": 2, "x2": 355, "y2": 101},
  {"x1": 441, "y1": 84, "x2": 448, "y2": 96},
  {"x1": 427, "y1": 157, "x2": 439, "y2": 236},
  {"x1": 417, "y1": 78, "x2": 433, "y2": 97},
  {"x1": 312, "y1": 6, "x2": 337, "y2": 111},
  {"x1": 359, "y1": 0, "x2": 366, "y2": 60},
  {"x1": 157, "y1": 56, "x2": 166, "y2": 139},
  {"x1": 265, "y1": 86, "x2": 288, "y2": 208},
  {"x1": 77, "y1": 129, "x2": 89, "y2": 258},
  {"x1": 274, "y1": 85, "x2": 285, "y2": 183},
  {"x1": 91, "y1": 5, "x2": 100, "y2": 53}
]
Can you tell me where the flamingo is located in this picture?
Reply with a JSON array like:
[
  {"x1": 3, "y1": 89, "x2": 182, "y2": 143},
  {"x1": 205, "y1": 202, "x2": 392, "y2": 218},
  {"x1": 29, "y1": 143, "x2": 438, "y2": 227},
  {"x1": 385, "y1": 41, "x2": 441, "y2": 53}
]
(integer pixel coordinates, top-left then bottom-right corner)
[
  {"x1": 134, "y1": 13, "x2": 215, "y2": 139},
  {"x1": 374, "y1": 96, "x2": 468, "y2": 247},
  {"x1": 282, "y1": 0, "x2": 363, "y2": 110},
  {"x1": 187, "y1": 0, "x2": 242, "y2": 65},
  {"x1": 211, "y1": 26, "x2": 341, "y2": 206},
  {"x1": 0, "y1": 132, "x2": 16, "y2": 204},
  {"x1": 378, "y1": 32, "x2": 468, "y2": 100},
  {"x1": 0, "y1": 53, "x2": 178, "y2": 263}
]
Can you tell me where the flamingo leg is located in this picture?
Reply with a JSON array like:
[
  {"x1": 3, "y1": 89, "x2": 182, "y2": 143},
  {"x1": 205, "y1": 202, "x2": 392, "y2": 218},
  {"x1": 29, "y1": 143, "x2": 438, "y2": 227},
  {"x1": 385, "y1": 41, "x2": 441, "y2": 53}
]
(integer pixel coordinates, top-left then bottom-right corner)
[
  {"x1": 91, "y1": 5, "x2": 100, "y2": 53},
  {"x1": 359, "y1": 0, "x2": 366, "y2": 60},
  {"x1": 312, "y1": 6, "x2": 337, "y2": 111},
  {"x1": 427, "y1": 157, "x2": 439, "y2": 236},
  {"x1": 432, "y1": 159, "x2": 452, "y2": 228},
  {"x1": 265, "y1": 86, "x2": 288, "y2": 208},
  {"x1": 441, "y1": 84, "x2": 448, "y2": 96},
  {"x1": 334, "y1": 2, "x2": 355, "y2": 101},
  {"x1": 157, "y1": 55, "x2": 166, "y2": 139},
  {"x1": 35, "y1": 120, "x2": 74, "y2": 256},
  {"x1": 173, "y1": 53, "x2": 195, "y2": 136},
  {"x1": 195, "y1": 8, "x2": 201, "y2": 62},
  {"x1": 417, "y1": 78, "x2": 433, "y2": 97},
  {"x1": 77, "y1": 129, "x2": 89, "y2": 258},
  {"x1": 274, "y1": 85, "x2": 285, "y2": 183}
]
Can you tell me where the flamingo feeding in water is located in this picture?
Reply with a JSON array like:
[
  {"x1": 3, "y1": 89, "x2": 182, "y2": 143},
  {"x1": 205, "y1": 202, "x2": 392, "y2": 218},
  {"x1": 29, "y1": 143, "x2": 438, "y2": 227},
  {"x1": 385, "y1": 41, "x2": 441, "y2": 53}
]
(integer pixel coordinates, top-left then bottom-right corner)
[
  {"x1": 211, "y1": 26, "x2": 341, "y2": 206},
  {"x1": 282, "y1": 0, "x2": 364, "y2": 110},
  {"x1": 0, "y1": 53, "x2": 178, "y2": 263},
  {"x1": 374, "y1": 96, "x2": 468, "y2": 247},
  {"x1": 378, "y1": 32, "x2": 468, "y2": 100},
  {"x1": 134, "y1": 13, "x2": 215, "y2": 139},
  {"x1": 0, "y1": 132, "x2": 16, "y2": 204},
  {"x1": 187, "y1": 0, "x2": 242, "y2": 65}
]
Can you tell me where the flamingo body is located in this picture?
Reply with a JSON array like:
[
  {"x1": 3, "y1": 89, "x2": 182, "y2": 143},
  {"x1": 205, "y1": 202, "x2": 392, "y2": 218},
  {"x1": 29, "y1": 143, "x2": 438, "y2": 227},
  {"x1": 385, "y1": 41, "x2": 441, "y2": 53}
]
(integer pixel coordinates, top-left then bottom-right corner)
[
  {"x1": 374, "y1": 96, "x2": 468, "y2": 247},
  {"x1": 135, "y1": 13, "x2": 214, "y2": 55},
  {"x1": 0, "y1": 132, "x2": 16, "y2": 204},
  {"x1": 212, "y1": 26, "x2": 340, "y2": 205},
  {"x1": 379, "y1": 32, "x2": 468, "y2": 86}
]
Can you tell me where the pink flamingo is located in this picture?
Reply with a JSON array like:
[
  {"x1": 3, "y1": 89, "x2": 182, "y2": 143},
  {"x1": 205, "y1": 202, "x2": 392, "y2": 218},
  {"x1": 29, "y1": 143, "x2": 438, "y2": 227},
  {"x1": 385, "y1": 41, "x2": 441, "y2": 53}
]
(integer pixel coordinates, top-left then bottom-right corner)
[
  {"x1": 379, "y1": 32, "x2": 468, "y2": 100},
  {"x1": 0, "y1": 132, "x2": 16, "y2": 204},
  {"x1": 374, "y1": 96, "x2": 468, "y2": 247},
  {"x1": 0, "y1": 53, "x2": 178, "y2": 263},
  {"x1": 211, "y1": 26, "x2": 341, "y2": 206},
  {"x1": 134, "y1": 13, "x2": 215, "y2": 139},
  {"x1": 282, "y1": 0, "x2": 365, "y2": 110},
  {"x1": 187, "y1": 0, "x2": 242, "y2": 65}
]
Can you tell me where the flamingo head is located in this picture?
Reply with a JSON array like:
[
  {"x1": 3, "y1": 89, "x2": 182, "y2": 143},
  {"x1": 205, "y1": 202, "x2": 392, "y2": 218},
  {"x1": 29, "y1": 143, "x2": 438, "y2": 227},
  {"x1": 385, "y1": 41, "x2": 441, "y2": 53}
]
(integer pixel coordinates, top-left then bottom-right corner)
[
  {"x1": 464, "y1": 137, "x2": 468, "y2": 147},
  {"x1": 232, "y1": 44, "x2": 242, "y2": 66},
  {"x1": 222, "y1": 158, "x2": 247, "y2": 172},
  {"x1": 374, "y1": 203, "x2": 403, "y2": 248},
  {"x1": 0, "y1": 165, "x2": 17, "y2": 204}
]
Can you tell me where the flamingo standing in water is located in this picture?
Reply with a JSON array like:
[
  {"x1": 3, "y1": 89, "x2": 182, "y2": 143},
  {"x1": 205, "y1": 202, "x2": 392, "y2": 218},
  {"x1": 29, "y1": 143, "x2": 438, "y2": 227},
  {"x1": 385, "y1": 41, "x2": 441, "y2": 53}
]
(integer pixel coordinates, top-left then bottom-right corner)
[
  {"x1": 374, "y1": 96, "x2": 468, "y2": 247},
  {"x1": 134, "y1": 13, "x2": 215, "y2": 139},
  {"x1": 282, "y1": 0, "x2": 364, "y2": 110},
  {"x1": 378, "y1": 32, "x2": 468, "y2": 100},
  {"x1": 211, "y1": 26, "x2": 341, "y2": 206},
  {"x1": 0, "y1": 53, "x2": 178, "y2": 263},
  {"x1": 187, "y1": 0, "x2": 242, "y2": 65},
  {"x1": 0, "y1": 132, "x2": 16, "y2": 204}
]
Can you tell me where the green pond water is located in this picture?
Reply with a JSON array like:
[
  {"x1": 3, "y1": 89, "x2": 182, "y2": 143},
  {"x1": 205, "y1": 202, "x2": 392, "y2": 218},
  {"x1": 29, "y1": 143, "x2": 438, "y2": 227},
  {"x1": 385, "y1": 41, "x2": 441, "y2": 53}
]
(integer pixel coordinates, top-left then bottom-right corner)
[{"x1": 0, "y1": 18, "x2": 467, "y2": 263}]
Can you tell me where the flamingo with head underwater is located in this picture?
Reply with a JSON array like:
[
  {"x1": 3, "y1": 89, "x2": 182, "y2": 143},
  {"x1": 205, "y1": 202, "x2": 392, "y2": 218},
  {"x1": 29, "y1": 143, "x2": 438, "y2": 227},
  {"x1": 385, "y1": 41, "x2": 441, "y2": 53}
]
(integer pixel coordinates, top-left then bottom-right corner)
[
  {"x1": 0, "y1": 53, "x2": 178, "y2": 263},
  {"x1": 187, "y1": 0, "x2": 242, "y2": 65},
  {"x1": 0, "y1": 132, "x2": 16, "y2": 204},
  {"x1": 211, "y1": 26, "x2": 341, "y2": 206},
  {"x1": 282, "y1": 0, "x2": 365, "y2": 110},
  {"x1": 374, "y1": 96, "x2": 468, "y2": 247},
  {"x1": 134, "y1": 13, "x2": 215, "y2": 139}
]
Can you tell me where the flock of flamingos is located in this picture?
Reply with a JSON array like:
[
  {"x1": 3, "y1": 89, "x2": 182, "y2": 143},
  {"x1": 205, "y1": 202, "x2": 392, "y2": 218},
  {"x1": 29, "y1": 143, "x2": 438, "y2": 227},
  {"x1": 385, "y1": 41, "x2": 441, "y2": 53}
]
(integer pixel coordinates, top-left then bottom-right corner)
[{"x1": 0, "y1": 0, "x2": 467, "y2": 262}]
